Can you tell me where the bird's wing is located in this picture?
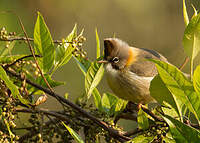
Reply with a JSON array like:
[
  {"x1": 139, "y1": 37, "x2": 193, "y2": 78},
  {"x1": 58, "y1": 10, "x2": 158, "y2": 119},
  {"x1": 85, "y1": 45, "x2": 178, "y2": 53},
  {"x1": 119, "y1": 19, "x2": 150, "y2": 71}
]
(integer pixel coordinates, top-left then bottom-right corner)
[{"x1": 129, "y1": 47, "x2": 168, "y2": 77}]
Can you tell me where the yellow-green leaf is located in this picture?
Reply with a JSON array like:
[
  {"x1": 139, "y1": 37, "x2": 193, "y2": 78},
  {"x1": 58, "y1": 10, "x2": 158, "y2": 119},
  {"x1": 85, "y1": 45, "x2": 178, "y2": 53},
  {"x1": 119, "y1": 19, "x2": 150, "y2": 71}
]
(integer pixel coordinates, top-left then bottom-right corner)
[
  {"x1": 193, "y1": 64, "x2": 200, "y2": 95},
  {"x1": 183, "y1": 0, "x2": 189, "y2": 26},
  {"x1": 137, "y1": 108, "x2": 149, "y2": 130},
  {"x1": 95, "y1": 28, "x2": 100, "y2": 58},
  {"x1": 127, "y1": 134, "x2": 155, "y2": 143},
  {"x1": 0, "y1": 66, "x2": 29, "y2": 105},
  {"x1": 85, "y1": 62, "x2": 104, "y2": 98},
  {"x1": 52, "y1": 24, "x2": 77, "y2": 74},
  {"x1": 34, "y1": 12, "x2": 55, "y2": 73},
  {"x1": 183, "y1": 13, "x2": 200, "y2": 76},
  {"x1": 150, "y1": 75, "x2": 180, "y2": 118},
  {"x1": 163, "y1": 115, "x2": 200, "y2": 143},
  {"x1": 62, "y1": 122, "x2": 84, "y2": 143},
  {"x1": 92, "y1": 88, "x2": 102, "y2": 109},
  {"x1": 151, "y1": 59, "x2": 200, "y2": 122}
]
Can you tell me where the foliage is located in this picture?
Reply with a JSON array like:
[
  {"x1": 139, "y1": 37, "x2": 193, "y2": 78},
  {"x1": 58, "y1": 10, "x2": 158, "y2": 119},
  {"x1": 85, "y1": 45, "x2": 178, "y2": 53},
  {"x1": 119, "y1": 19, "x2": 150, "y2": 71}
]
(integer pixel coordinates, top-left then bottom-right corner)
[{"x1": 0, "y1": 1, "x2": 199, "y2": 143}]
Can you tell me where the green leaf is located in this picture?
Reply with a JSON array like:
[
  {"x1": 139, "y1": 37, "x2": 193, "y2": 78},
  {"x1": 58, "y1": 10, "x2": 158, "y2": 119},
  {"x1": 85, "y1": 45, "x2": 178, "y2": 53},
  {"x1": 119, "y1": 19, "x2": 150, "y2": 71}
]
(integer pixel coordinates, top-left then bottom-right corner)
[
  {"x1": 191, "y1": 4, "x2": 198, "y2": 18},
  {"x1": 66, "y1": 24, "x2": 77, "y2": 42},
  {"x1": 74, "y1": 56, "x2": 91, "y2": 76},
  {"x1": 64, "y1": 92, "x2": 68, "y2": 99},
  {"x1": 162, "y1": 116, "x2": 187, "y2": 143},
  {"x1": 150, "y1": 75, "x2": 180, "y2": 117},
  {"x1": 34, "y1": 12, "x2": 55, "y2": 73},
  {"x1": 95, "y1": 28, "x2": 100, "y2": 58},
  {"x1": 92, "y1": 88, "x2": 102, "y2": 109},
  {"x1": 183, "y1": 13, "x2": 200, "y2": 76},
  {"x1": 100, "y1": 93, "x2": 126, "y2": 115},
  {"x1": 137, "y1": 108, "x2": 149, "y2": 130},
  {"x1": 183, "y1": 0, "x2": 189, "y2": 26},
  {"x1": 126, "y1": 134, "x2": 155, "y2": 143},
  {"x1": 163, "y1": 133, "x2": 176, "y2": 143},
  {"x1": 53, "y1": 44, "x2": 74, "y2": 73},
  {"x1": 0, "y1": 66, "x2": 29, "y2": 105},
  {"x1": 193, "y1": 65, "x2": 200, "y2": 94},
  {"x1": 161, "y1": 102, "x2": 180, "y2": 119},
  {"x1": 85, "y1": 62, "x2": 104, "y2": 98},
  {"x1": 163, "y1": 115, "x2": 200, "y2": 143},
  {"x1": 101, "y1": 93, "x2": 118, "y2": 114},
  {"x1": 151, "y1": 59, "x2": 200, "y2": 122},
  {"x1": 62, "y1": 122, "x2": 84, "y2": 143},
  {"x1": 114, "y1": 98, "x2": 127, "y2": 113},
  {"x1": 52, "y1": 24, "x2": 77, "y2": 74},
  {"x1": 74, "y1": 56, "x2": 102, "y2": 109},
  {"x1": 36, "y1": 74, "x2": 65, "y2": 88}
]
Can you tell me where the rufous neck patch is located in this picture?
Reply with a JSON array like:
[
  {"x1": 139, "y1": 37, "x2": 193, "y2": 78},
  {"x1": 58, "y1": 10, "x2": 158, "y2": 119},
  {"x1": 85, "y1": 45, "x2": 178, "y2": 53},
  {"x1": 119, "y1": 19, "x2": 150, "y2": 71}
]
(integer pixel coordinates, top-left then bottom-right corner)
[{"x1": 125, "y1": 48, "x2": 137, "y2": 67}]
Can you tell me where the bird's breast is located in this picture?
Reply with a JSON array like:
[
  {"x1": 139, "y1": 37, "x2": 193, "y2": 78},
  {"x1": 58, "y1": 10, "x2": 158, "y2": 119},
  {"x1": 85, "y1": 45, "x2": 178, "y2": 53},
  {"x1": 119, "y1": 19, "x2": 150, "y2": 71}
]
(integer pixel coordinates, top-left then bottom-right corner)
[{"x1": 105, "y1": 63, "x2": 155, "y2": 104}]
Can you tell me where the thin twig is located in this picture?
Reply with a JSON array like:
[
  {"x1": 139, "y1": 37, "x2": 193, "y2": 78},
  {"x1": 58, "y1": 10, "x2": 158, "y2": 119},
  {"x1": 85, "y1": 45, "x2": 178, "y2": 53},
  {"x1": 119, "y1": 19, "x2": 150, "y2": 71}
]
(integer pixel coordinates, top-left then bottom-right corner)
[
  {"x1": 0, "y1": 36, "x2": 65, "y2": 44},
  {"x1": 16, "y1": 108, "x2": 71, "y2": 122},
  {"x1": 141, "y1": 105, "x2": 164, "y2": 122},
  {"x1": 123, "y1": 128, "x2": 142, "y2": 137},
  {"x1": 179, "y1": 57, "x2": 189, "y2": 70},
  {"x1": 6, "y1": 68, "x2": 131, "y2": 142},
  {"x1": 4, "y1": 54, "x2": 41, "y2": 69},
  {"x1": 16, "y1": 13, "x2": 54, "y2": 93}
]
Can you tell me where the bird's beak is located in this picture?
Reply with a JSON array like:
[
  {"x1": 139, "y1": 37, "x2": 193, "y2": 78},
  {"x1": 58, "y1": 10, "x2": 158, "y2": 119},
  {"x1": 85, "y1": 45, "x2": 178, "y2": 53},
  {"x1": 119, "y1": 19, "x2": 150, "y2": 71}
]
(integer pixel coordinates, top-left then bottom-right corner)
[{"x1": 97, "y1": 60, "x2": 108, "y2": 64}]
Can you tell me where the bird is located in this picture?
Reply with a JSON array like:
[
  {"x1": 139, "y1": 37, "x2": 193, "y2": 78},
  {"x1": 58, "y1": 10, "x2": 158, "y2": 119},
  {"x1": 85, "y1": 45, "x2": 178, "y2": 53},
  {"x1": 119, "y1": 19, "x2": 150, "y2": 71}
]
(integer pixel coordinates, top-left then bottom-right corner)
[{"x1": 100, "y1": 38, "x2": 168, "y2": 104}]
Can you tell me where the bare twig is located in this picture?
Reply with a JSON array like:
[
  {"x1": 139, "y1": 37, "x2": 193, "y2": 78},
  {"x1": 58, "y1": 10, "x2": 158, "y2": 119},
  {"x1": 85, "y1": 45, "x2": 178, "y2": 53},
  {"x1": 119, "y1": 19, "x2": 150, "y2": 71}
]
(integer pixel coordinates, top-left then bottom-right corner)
[
  {"x1": 16, "y1": 108, "x2": 71, "y2": 122},
  {"x1": 179, "y1": 57, "x2": 189, "y2": 70},
  {"x1": 4, "y1": 54, "x2": 41, "y2": 69},
  {"x1": 0, "y1": 36, "x2": 64, "y2": 44}
]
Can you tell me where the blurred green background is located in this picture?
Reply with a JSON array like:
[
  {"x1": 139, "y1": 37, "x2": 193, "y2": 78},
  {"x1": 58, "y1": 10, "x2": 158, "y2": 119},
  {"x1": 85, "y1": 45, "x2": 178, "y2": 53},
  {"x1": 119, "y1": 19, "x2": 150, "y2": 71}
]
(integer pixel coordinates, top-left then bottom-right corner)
[{"x1": 0, "y1": 0, "x2": 200, "y2": 131}]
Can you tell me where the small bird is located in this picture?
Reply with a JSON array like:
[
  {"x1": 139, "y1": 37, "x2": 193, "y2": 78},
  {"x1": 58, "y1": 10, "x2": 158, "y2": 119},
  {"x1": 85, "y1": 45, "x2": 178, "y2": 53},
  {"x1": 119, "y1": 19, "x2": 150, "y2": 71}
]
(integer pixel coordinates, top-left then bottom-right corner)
[{"x1": 101, "y1": 38, "x2": 168, "y2": 104}]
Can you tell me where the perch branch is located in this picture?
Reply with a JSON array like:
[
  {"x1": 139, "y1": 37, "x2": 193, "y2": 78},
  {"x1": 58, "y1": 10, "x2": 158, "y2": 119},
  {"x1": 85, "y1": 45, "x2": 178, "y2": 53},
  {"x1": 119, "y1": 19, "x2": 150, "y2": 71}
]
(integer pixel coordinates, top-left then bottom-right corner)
[
  {"x1": 5, "y1": 68, "x2": 131, "y2": 142},
  {"x1": 141, "y1": 105, "x2": 164, "y2": 122}
]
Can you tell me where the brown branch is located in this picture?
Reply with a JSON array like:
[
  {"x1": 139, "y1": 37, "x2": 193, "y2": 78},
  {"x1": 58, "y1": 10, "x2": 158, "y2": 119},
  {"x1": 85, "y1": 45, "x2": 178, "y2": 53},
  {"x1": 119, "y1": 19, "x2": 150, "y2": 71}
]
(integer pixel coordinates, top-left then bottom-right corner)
[
  {"x1": 114, "y1": 113, "x2": 137, "y2": 124},
  {"x1": 16, "y1": 108, "x2": 71, "y2": 121},
  {"x1": 123, "y1": 128, "x2": 143, "y2": 137},
  {"x1": 184, "y1": 119, "x2": 200, "y2": 130},
  {"x1": 179, "y1": 57, "x2": 189, "y2": 70},
  {"x1": 141, "y1": 105, "x2": 164, "y2": 122},
  {"x1": 5, "y1": 68, "x2": 131, "y2": 142},
  {"x1": 4, "y1": 54, "x2": 41, "y2": 69},
  {"x1": 0, "y1": 36, "x2": 65, "y2": 44},
  {"x1": 0, "y1": 36, "x2": 77, "y2": 44}
]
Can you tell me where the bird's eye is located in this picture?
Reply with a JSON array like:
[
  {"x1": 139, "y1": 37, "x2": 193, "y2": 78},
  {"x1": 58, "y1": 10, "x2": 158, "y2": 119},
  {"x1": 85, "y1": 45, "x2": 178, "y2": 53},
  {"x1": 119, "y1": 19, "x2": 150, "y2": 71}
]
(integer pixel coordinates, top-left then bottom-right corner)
[{"x1": 112, "y1": 57, "x2": 119, "y2": 63}]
